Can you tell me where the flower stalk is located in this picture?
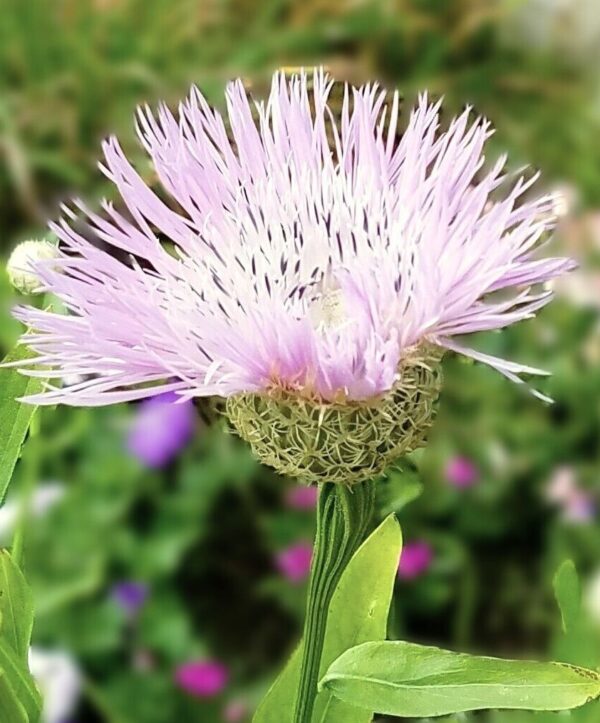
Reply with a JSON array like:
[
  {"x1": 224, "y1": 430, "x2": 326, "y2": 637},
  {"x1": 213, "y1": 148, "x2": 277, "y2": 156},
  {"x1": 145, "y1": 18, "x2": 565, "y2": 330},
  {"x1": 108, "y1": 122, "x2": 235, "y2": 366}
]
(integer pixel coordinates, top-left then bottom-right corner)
[{"x1": 293, "y1": 479, "x2": 376, "y2": 723}]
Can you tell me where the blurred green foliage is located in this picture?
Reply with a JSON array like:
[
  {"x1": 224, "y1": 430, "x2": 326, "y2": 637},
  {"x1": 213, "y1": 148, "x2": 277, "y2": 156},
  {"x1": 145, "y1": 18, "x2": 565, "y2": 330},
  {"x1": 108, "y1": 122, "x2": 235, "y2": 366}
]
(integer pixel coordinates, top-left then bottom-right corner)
[{"x1": 2, "y1": 1, "x2": 600, "y2": 721}]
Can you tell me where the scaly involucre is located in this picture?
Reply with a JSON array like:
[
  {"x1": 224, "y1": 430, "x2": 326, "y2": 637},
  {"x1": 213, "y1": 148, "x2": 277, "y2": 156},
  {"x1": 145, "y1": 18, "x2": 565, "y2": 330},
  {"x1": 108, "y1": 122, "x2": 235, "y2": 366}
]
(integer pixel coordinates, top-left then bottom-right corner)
[{"x1": 14, "y1": 70, "x2": 573, "y2": 405}]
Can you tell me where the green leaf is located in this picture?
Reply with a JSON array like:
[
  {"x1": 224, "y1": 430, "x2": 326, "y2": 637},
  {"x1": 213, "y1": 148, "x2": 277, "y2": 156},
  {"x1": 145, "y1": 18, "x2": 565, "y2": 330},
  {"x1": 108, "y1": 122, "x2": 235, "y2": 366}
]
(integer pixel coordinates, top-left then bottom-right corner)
[
  {"x1": 0, "y1": 669, "x2": 28, "y2": 723},
  {"x1": 0, "y1": 345, "x2": 43, "y2": 504},
  {"x1": 0, "y1": 551, "x2": 35, "y2": 664},
  {"x1": 552, "y1": 561, "x2": 597, "y2": 670},
  {"x1": 320, "y1": 640, "x2": 600, "y2": 717},
  {"x1": 0, "y1": 641, "x2": 42, "y2": 722},
  {"x1": 252, "y1": 646, "x2": 302, "y2": 723},
  {"x1": 379, "y1": 466, "x2": 423, "y2": 515},
  {"x1": 253, "y1": 516, "x2": 402, "y2": 723},
  {"x1": 0, "y1": 552, "x2": 41, "y2": 722},
  {"x1": 313, "y1": 515, "x2": 402, "y2": 723},
  {"x1": 553, "y1": 560, "x2": 581, "y2": 634}
]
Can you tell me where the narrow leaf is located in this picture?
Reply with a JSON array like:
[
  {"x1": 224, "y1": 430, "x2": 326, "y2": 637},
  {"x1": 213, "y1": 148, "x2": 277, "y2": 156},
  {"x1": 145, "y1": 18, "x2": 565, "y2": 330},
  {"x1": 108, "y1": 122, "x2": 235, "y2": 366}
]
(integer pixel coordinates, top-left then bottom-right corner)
[
  {"x1": 253, "y1": 516, "x2": 402, "y2": 723},
  {"x1": 553, "y1": 560, "x2": 580, "y2": 634},
  {"x1": 252, "y1": 646, "x2": 302, "y2": 723},
  {"x1": 0, "y1": 670, "x2": 28, "y2": 723},
  {"x1": 0, "y1": 346, "x2": 43, "y2": 503},
  {"x1": 0, "y1": 641, "x2": 43, "y2": 723},
  {"x1": 0, "y1": 551, "x2": 35, "y2": 663},
  {"x1": 314, "y1": 515, "x2": 402, "y2": 723},
  {"x1": 320, "y1": 640, "x2": 600, "y2": 717}
]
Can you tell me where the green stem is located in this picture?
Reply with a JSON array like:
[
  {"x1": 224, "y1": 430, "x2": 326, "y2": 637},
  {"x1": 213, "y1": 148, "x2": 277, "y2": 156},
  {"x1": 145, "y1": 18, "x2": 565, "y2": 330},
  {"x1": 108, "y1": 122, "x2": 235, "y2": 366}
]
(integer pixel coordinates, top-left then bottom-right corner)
[{"x1": 293, "y1": 479, "x2": 376, "y2": 723}]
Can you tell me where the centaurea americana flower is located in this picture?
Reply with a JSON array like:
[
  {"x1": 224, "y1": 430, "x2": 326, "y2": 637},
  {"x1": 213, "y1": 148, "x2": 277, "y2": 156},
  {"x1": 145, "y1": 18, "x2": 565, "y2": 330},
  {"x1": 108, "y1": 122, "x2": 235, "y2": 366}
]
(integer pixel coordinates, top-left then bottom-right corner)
[{"x1": 12, "y1": 70, "x2": 573, "y2": 482}]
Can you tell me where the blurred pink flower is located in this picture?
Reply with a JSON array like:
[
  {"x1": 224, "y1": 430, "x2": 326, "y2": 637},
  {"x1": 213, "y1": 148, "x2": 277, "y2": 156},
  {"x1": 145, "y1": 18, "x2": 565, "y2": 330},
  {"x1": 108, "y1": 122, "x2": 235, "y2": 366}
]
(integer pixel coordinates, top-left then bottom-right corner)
[
  {"x1": 285, "y1": 485, "x2": 318, "y2": 510},
  {"x1": 223, "y1": 699, "x2": 248, "y2": 722},
  {"x1": 545, "y1": 466, "x2": 577, "y2": 504},
  {"x1": 398, "y1": 541, "x2": 433, "y2": 580},
  {"x1": 544, "y1": 466, "x2": 595, "y2": 523},
  {"x1": 175, "y1": 660, "x2": 229, "y2": 698},
  {"x1": 445, "y1": 456, "x2": 478, "y2": 489},
  {"x1": 275, "y1": 542, "x2": 313, "y2": 583}
]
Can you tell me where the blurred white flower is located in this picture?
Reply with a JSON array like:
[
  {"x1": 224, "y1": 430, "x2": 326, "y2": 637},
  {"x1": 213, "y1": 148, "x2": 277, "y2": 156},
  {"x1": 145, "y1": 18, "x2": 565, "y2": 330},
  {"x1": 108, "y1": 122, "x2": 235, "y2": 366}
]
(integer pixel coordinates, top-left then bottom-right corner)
[
  {"x1": 559, "y1": 211, "x2": 600, "y2": 257},
  {"x1": 0, "y1": 483, "x2": 65, "y2": 543},
  {"x1": 29, "y1": 647, "x2": 81, "y2": 723},
  {"x1": 501, "y1": 0, "x2": 600, "y2": 63},
  {"x1": 584, "y1": 569, "x2": 600, "y2": 627},
  {"x1": 552, "y1": 271, "x2": 600, "y2": 309}
]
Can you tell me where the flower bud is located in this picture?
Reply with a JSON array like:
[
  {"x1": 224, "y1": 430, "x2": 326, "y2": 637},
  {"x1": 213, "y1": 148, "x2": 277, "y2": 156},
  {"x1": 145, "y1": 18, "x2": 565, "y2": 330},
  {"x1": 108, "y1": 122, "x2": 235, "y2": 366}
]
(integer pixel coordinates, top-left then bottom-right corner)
[{"x1": 7, "y1": 239, "x2": 58, "y2": 295}]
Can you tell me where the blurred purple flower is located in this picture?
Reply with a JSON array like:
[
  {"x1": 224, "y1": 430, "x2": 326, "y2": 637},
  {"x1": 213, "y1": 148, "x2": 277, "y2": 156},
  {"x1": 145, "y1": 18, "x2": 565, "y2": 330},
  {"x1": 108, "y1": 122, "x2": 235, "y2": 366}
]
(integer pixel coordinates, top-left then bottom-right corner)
[
  {"x1": 445, "y1": 456, "x2": 479, "y2": 489},
  {"x1": 111, "y1": 581, "x2": 148, "y2": 616},
  {"x1": 175, "y1": 660, "x2": 229, "y2": 698},
  {"x1": 285, "y1": 485, "x2": 318, "y2": 510},
  {"x1": 127, "y1": 391, "x2": 195, "y2": 467},
  {"x1": 275, "y1": 542, "x2": 313, "y2": 584},
  {"x1": 398, "y1": 541, "x2": 433, "y2": 580},
  {"x1": 563, "y1": 491, "x2": 595, "y2": 523}
]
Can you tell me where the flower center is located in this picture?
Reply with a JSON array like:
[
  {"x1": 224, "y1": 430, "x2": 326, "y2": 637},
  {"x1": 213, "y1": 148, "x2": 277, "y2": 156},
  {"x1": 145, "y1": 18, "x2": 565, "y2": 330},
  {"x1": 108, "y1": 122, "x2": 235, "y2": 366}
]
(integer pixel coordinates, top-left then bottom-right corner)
[{"x1": 308, "y1": 287, "x2": 347, "y2": 332}]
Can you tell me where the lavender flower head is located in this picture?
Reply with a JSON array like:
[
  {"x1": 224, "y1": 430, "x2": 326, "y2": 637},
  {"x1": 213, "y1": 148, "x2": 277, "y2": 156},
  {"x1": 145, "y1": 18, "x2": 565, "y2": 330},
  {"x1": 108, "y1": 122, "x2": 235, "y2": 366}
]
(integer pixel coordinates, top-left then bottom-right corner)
[{"x1": 12, "y1": 70, "x2": 573, "y2": 482}]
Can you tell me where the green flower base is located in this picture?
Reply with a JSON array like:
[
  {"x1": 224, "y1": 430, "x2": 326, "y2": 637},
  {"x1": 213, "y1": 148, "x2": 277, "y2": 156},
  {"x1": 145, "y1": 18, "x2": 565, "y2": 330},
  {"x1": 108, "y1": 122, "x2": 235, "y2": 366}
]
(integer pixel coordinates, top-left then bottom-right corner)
[{"x1": 225, "y1": 346, "x2": 443, "y2": 484}]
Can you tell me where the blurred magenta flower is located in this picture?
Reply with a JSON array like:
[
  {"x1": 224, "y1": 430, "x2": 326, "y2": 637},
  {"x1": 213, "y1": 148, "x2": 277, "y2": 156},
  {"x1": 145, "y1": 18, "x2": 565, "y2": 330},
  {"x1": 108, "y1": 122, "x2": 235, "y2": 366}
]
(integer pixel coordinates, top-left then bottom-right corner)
[
  {"x1": 445, "y1": 456, "x2": 479, "y2": 488},
  {"x1": 398, "y1": 541, "x2": 433, "y2": 580},
  {"x1": 111, "y1": 581, "x2": 148, "y2": 616},
  {"x1": 14, "y1": 70, "x2": 573, "y2": 407},
  {"x1": 127, "y1": 391, "x2": 195, "y2": 467},
  {"x1": 276, "y1": 542, "x2": 313, "y2": 583},
  {"x1": 285, "y1": 485, "x2": 318, "y2": 510},
  {"x1": 175, "y1": 660, "x2": 229, "y2": 698}
]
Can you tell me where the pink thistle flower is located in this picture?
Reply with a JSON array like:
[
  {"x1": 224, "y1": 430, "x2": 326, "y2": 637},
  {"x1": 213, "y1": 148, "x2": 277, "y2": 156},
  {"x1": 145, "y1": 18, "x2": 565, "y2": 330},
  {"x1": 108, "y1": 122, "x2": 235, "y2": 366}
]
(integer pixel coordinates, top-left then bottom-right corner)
[
  {"x1": 275, "y1": 541, "x2": 313, "y2": 583},
  {"x1": 445, "y1": 456, "x2": 479, "y2": 489},
  {"x1": 398, "y1": 540, "x2": 433, "y2": 580},
  {"x1": 12, "y1": 70, "x2": 573, "y2": 406},
  {"x1": 174, "y1": 660, "x2": 229, "y2": 698},
  {"x1": 285, "y1": 485, "x2": 319, "y2": 510}
]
